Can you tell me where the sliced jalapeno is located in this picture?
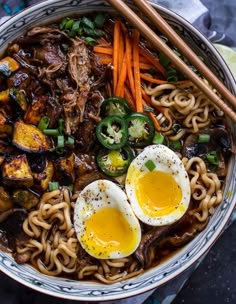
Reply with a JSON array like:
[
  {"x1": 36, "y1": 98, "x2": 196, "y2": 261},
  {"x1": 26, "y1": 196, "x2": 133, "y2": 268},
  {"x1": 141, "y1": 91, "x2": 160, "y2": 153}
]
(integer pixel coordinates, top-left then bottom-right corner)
[
  {"x1": 96, "y1": 115, "x2": 128, "y2": 149},
  {"x1": 126, "y1": 113, "x2": 155, "y2": 147},
  {"x1": 101, "y1": 97, "x2": 131, "y2": 117},
  {"x1": 97, "y1": 146, "x2": 134, "y2": 177}
]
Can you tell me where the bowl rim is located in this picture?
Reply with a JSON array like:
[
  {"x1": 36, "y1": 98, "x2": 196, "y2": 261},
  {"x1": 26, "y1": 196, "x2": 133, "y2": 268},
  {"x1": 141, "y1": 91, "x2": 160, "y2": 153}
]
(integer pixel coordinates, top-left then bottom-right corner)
[{"x1": 0, "y1": 0, "x2": 235, "y2": 301}]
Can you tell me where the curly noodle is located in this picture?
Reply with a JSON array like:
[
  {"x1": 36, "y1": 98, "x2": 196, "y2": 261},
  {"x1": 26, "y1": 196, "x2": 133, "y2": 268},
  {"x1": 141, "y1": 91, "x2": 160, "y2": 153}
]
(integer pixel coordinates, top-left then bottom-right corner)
[
  {"x1": 144, "y1": 80, "x2": 224, "y2": 139},
  {"x1": 17, "y1": 189, "x2": 78, "y2": 276},
  {"x1": 183, "y1": 157, "x2": 223, "y2": 222}
]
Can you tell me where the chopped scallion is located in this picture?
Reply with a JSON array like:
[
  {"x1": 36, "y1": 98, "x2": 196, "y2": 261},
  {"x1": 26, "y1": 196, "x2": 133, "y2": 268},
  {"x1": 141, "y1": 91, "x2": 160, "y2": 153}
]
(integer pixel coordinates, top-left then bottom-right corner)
[
  {"x1": 206, "y1": 151, "x2": 219, "y2": 165},
  {"x1": 58, "y1": 119, "x2": 65, "y2": 135},
  {"x1": 67, "y1": 185, "x2": 74, "y2": 192},
  {"x1": 153, "y1": 132, "x2": 165, "y2": 144},
  {"x1": 57, "y1": 135, "x2": 64, "y2": 148},
  {"x1": 38, "y1": 116, "x2": 50, "y2": 131},
  {"x1": 197, "y1": 134, "x2": 210, "y2": 143},
  {"x1": 49, "y1": 182, "x2": 59, "y2": 191},
  {"x1": 43, "y1": 129, "x2": 59, "y2": 136},
  {"x1": 66, "y1": 136, "x2": 75, "y2": 146},
  {"x1": 145, "y1": 159, "x2": 156, "y2": 171}
]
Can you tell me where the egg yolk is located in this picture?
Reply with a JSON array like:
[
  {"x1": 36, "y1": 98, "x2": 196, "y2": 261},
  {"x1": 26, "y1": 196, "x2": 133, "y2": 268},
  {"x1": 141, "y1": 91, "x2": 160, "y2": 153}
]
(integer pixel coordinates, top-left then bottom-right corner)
[
  {"x1": 81, "y1": 207, "x2": 138, "y2": 258},
  {"x1": 135, "y1": 170, "x2": 182, "y2": 217}
]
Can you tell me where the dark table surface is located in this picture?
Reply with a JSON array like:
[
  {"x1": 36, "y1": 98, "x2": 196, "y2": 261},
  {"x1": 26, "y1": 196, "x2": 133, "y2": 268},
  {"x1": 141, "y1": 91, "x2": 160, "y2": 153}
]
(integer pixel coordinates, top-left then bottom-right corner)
[{"x1": 173, "y1": 221, "x2": 236, "y2": 304}]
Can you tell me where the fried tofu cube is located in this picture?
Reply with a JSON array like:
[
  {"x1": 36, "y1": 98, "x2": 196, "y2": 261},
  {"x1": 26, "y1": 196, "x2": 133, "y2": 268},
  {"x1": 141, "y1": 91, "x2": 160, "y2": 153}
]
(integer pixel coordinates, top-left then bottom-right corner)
[{"x1": 2, "y1": 154, "x2": 33, "y2": 187}]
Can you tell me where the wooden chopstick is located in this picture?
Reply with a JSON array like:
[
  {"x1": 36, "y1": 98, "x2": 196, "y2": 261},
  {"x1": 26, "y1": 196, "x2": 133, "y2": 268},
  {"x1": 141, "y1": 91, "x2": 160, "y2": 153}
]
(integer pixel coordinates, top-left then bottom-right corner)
[
  {"x1": 133, "y1": 0, "x2": 236, "y2": 108},
  {"x1": 106, "y1": 0, "x2": 236, "y2": 122}
]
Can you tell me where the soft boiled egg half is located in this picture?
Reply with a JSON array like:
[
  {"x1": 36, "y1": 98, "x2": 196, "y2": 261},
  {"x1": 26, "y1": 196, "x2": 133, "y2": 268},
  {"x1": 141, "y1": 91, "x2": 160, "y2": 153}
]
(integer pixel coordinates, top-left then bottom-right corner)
[
  {"x1": 74, "y1": 180, "x2": 141, "y2": 259},
  {"x1": 125, "y1": 144, "x2": 191, "y2": 226}
]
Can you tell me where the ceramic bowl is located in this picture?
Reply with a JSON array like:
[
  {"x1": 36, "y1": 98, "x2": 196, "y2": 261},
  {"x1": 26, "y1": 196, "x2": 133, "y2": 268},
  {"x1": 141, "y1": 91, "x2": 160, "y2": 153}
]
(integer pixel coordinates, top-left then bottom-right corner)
[{"x1": 0, "y1": 0, "x2": 235, "y2": 301}]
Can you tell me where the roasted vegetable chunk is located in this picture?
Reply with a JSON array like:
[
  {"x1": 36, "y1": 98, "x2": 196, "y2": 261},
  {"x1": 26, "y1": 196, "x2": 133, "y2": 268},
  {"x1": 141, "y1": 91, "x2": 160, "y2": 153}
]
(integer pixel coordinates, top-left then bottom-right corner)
[
  {"x1": 0, "y1": 56, "x2": 20, "y2": 77},
  {"x1": 54, "y1": 154, "x2": 75, "y2": 186},
  {"x1": 33, "y1": 161, "x2": 54, "y2": 191},
  {"x1": 12, "y1": 120, "x2": 51, "y2": 153},
  {"x1": 0, "y1": 124, "x2": 13, "y2": 138},
  {"x1": 0, "y1": 111, "x2": 13, "y2": 138},
  {"x1": 24, "y1": 96, "x2": 46, "y2": 125},
  {"x1": 2, "y1": 154, "x2": 33, "y2": 187},
  {"x1": 12, "y1": 190, "x2": 39, "y2": 210},
  {"x1": 0, "y1": 187, "x2": 14, "y2": 212},
  {"x1": 0, "y1": 89, "x2": 10, "y2": 103},
  {"x1": 9, "y1": 88, "x2": 28, "y2": 111}
]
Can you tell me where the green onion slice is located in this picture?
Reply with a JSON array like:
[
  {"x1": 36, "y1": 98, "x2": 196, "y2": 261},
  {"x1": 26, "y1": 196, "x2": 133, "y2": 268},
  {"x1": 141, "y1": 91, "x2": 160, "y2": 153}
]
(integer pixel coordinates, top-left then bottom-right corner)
[
  {"x1": 197, "y1": 134, "x2": 210, "y2": 143},
  {"x1": 49, "y1": 182, "x2": 59, "y2": 191},
  {"x1": 153, "y1": 132, "x2": 165, "y2": 144},
  {"x1": 145, "y1": 159, "x2": 156, "y2": 171},
  {"x1": 38, "y1": 116, "x2": 50, "y2": 131},
  {"x1": 66, "y1": 136, "x2": 75, "y2": 146},
  {"x1": 58, "y1": 119, "x2": 65, "y2": 135},
  {"x1": 67, "y1": 185, "x2": 74, "y2": 192},
  {"x1": 206, "y1": 151, "x2": 219, "y2": 165},
  {"x1": 43, "y1": 129, "x2": 59, "y2": 136},
  {"x1": 57, "y1": 135, "x2": 64, "y2": 148}
]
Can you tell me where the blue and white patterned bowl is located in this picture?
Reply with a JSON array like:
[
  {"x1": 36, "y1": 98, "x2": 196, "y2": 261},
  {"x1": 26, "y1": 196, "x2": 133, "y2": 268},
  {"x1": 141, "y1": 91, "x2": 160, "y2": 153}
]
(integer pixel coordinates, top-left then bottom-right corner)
[{"x1": 0, "y1": 0, "x2": 235, "y2": 301}]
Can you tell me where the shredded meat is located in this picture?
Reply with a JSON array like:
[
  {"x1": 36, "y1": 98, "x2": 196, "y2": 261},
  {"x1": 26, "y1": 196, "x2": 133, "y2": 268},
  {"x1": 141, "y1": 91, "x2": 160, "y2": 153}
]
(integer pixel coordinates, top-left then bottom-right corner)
[
  {"x1": 68, "y1": 38, "x2": 91, "y2": 88},
  {"x1": 23, "y1": 26, "x2": 69, "y2": 44},
  {"x1": 62, "y1": 38, "x2": 91, "y2": 135}
]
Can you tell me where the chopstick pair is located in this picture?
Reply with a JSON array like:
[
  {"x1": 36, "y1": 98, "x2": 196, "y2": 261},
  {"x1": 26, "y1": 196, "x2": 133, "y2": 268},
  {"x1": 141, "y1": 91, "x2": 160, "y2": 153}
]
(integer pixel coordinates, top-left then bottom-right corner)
[{"x1": 106, "y1": 0, "x2": 236, "y2": 122}]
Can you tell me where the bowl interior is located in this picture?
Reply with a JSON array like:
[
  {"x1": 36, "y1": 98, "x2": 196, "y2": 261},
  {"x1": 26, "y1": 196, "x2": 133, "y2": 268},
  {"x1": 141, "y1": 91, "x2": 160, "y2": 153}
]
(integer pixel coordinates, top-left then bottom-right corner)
[{"x1": 0, "y1": 0, "x2": 235, "y2": 301}]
